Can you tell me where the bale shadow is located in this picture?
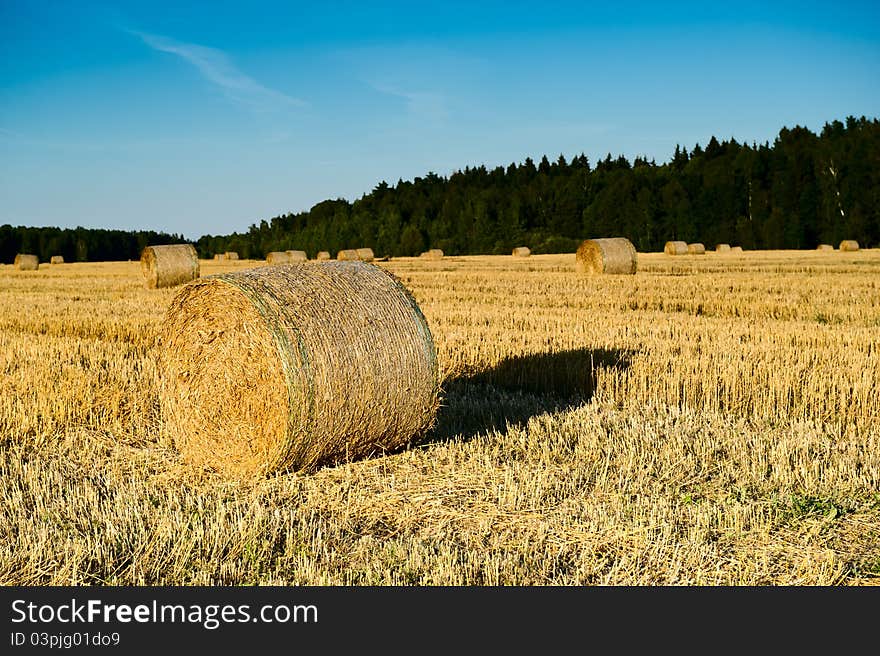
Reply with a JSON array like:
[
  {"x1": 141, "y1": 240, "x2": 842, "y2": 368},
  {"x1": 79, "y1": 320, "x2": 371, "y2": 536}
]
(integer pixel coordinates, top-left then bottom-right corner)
[{"x1": 424, "y1": 347, "x2": 633, "y2": 445}]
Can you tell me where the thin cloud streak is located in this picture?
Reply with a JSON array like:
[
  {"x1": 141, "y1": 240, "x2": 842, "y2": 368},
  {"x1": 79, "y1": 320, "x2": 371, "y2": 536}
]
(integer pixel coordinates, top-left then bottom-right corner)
[
  {"x1": 370, "y1": 83, "x2": 449, "y2": 122},
  {"x1": 131, "y1": 30, "x2": 306, "y2": 112}
]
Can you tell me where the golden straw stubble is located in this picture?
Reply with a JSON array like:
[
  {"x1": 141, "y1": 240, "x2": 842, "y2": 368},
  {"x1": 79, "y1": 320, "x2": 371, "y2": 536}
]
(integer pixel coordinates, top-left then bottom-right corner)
[
  {"x1": 157, "y1": 261, "x2": 441, "y2": 478},
  {"x1": 576, "y1": 238, "x2": 637, "y2": 275}
]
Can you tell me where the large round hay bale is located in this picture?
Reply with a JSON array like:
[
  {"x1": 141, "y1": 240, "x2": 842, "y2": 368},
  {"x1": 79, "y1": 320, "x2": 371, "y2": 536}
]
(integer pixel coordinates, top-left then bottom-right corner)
[
  {"x1": 817, "y1": 244, "x2": 834, "y2": 251},
  {"x1": 157, "y1": 261, "x2": 440, "y2": 477},
  {"x1": 839, "y1": 240, "x2": 860, "y2": 252},
  {"x1": 50, "y1": 255, "x2": 64, "y2": 264},
  {"x1": 286, "y1": 250, "x2": 308, "y2": 262},
  {"x1": 730, "y1": 246, "x2": 744, "y2": 253},
  {"x1": 13, "y1": 254, "x2": 21, "y2": 266},
  {"x1": 687, "y1": 243, "x2": 706, "y2": 255},
  {"x1": 575, "y1": 238, "x2": 637, "y2": 275},
  {"x1": 512, "y1": 246, "x2": 531, "y2": 257},
  {"x1": 316, "y1": 251, "x2": 331, "y2": 261},
  {"x1": 664, "y1": 241, "x2": 688, "y2": 255},
  {"x1": 140, "y1": 244, "x2": 199, "y2": 289},
  {"x1": 715, "y1": 244, "x2": 731, "y2": 253},
  {"x1": 225, "y1": 251, "x2": 239, "y2": 260},
  {"x1": 16, "y1": 254, "x2": 39, "y2": 271},
  {"x1": 213, "y1": 254, "x2": 224, "y2": 261},
  {"x1": 356, "y1": 247, "x2": 375, "y2": 262},
  {"x1": 337, "y1": 249, "x2": 359, "y2": 261},
  {"x1": 266, "y1": 251, "x2": 291, "y2": 264},
  {"x1": 420, "y1": 249, "x2": 444, "y2": 260}
]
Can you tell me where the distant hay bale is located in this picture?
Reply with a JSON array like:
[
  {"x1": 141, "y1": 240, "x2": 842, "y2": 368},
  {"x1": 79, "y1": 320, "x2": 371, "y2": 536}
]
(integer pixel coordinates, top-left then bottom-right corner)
[
  {"x1": 730, "y1": 246, "x2": 744, "y2": 253},
  {"x1": 576, "y1": 237, "x2": 637, "y2": 275},
  {"x1": 715, "y1": 244, "x2": 731, "y2": 253},
  {"x1": 286, "y1": 250, "x2": 308, "y2": 262},
  {"x1": 316, "y1": 251, "x2": 331, "y2": 261},
  {"x1": 420, "y1": 249, "x2": 444, "y2": 260},
  {"x1": 337, "y1": 249, "x2": 359, "y2": 261},
  {"x1": 356, "y1": 247, "x2": 375, "y2": 262},
  {"x1": 225, "y1": 251, "x2": 239, "y2": 260},
  {"x1": 512, "y1": 246, "x2": 531, "y2": 257},
  {"x1": 140, "y1": 244, "x2": 199, "y2": 289},
  {"x1": 664, "y1": 241, "x2": 688, "y2": 255},
  {"x1": 13, "y1": 254, "x2": 20, "y2": 266},
  {"x1": 839, "y1": 240, "x2": 860, "y2": 252},
  {"x1": 266, "y1": 251, "x2": 291, "y2": 264},
  {"x1": 817, "y1": 244, "x2": 834, "y2": 251},
  {"x1": 50, "y1": 255, "x2": 64, "y2": 264},
  {"x1": 157, "y1": 261, "x2": 441, "y2": 477},
  {"x1": 16, "y1": 254, "x2": 39, "y2": 271},
  {"x1": 687, "y1": 243, "x2": 706, "y2": 255},
  {"x1": 213, "y1": 254, "x2": 224, "y2": 261}
]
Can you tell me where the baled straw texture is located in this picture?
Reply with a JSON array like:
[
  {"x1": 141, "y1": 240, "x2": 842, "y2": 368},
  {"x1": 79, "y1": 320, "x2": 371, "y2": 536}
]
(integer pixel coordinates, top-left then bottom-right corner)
[
  {"x1": 730, "y1": 246, "x2": 744, "y2": 253},
  {"x1": 140, "y1": 244, "x2": 199, "y2": 289},
  {"x1": 16, "y1": 254, "x2": 39, "y2": 271},
  {"x1": 715, "y1": 244, "x2": 731, "y2": 253},
  {"x1": 337, "y1": 249, "x2": 359, "y2": 261},
  {"x1": 50, "y1": 255, "x2": 64, "y2": 264},
  {"x1": 575, "y1": 237, "x2": 637, "y2": 275},
  {"x1": 817, "y1": 244, "x2": 834, "y2": 251},
  {"x1": 286, "y1": 250, "x2": 308, "y2": 262},
  {"x1": 13, "y1": 254, "x2": 21, "y2": 266},
  {"x1": 316, "y1": 251, "x2": 331, "y2": 261},
  {"x1": 157, "y1": 261, "x2": 440, "y2": 478},
  {"x1": 356, "y1": 248, "x2": 375, "y2": 262},
  {"x1": 664, "y1": 240, "x2": 688, "y2": 255},
  {"x1": 687, "y1": 243, "x2": 706, "y2": 255},
  {"x1": 213, "y1": 254, "x2": 224, "y2": 261},
  {"x1": 839, "y1": 240, "x2": 860, "y2": 252},
  {"x1": 420, "y1": 249, "x2": 444, "y2": 260},
  {"x1": 266, "y1": 251, "x2": 291, "y2": 264},
  {"x1": 512, "y1": 246, "x2": 531, "y2": 257},
  {"x1": 225, "y1": 251, "x2": 239, "y2": 260}
]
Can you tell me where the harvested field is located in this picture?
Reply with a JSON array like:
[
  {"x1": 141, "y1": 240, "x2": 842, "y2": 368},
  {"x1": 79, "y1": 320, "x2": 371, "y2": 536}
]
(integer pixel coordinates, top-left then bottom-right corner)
[{"x1": 1, "y1": 249, "x2": 879, "y2": 585}]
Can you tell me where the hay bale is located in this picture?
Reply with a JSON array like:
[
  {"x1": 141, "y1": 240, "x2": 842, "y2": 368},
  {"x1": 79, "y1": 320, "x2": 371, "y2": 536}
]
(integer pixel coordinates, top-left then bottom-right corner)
[
  {"x1": 316, "y1": 251, "x2": 331, "y2": 261},
  {"x1": 157, "y1": 261, "x2": 440, "y2": 477},
  {"x1": 730, "y1": 246, "x2": 744, "y2": 253},
  {"x1": 285, "y1": 250, "x2": 308, "y2": 262},
  {"x1": 512, "y1": 246, "x2": 531, "y2": 257},
  {"x1": 50, "y1": 255, "x2": 64, "y2": 264},
  {"x1": 225, "y1": 251, "x2": 239, "y2": 260},
  {"x1": 337, "y1": 249, "x2": 359, "y2": 261},
  {"x1": 817, "y1": 244, "x2": 834, "y2": 251},
  {"x1": 664, "y1": 241, "x2": 688, "y2": 255},
  {"x1": 575, "y1": 238, "x2": 637, "y2": 275},
  {"x1": 213, "y1": 254, "x2": 224, "y2": 261},
  {"x1": 141, "y1": 244, "x2": 199, "y2": 289},
  {"x1": 839, "y1": 240, "x2": 860, "y2": 252},
  {"x1": 715, "y1": 244, "x2": 731, "y2": 253},
  {"x1": 356, "y1": 247, "x2": 375, "y2": 262},
  {"x1": 16, "y1": 254, "x2": 39, "y2": 270},
  {"x1": 13, "y1": 254, "x2": 20, "y2": 266},
  {"x1": 420, "y1": 249, "x2": 444, "y2": 260},
  {"x1": 687, "y1": 243, "x2": 706, "y2": 255},
  {"x1": 266, "y1": 251, "x2": 291, "y2": 265}
]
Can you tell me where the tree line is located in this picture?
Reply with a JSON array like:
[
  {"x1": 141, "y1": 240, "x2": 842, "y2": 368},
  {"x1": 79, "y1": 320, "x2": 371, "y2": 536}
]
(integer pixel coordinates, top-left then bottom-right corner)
[{"x1": 4, "y1": 115, "x2": 878, "y2": 263}]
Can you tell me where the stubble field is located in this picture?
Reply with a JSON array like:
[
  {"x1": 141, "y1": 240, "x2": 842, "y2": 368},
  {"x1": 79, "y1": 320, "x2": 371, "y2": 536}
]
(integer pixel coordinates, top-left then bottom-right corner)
[{"x1": 1, "y1": 249, "x2": 878, "y2": 585}]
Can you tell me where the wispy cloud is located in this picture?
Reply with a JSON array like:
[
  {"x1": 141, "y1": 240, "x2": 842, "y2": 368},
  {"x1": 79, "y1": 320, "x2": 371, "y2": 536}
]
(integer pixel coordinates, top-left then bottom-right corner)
[
  {"x1": 131, "y1": 30, "x2": 306, "y2": 112},
  {"x1": 370, "y1": 83, "x2": 449, "y2": 122}
]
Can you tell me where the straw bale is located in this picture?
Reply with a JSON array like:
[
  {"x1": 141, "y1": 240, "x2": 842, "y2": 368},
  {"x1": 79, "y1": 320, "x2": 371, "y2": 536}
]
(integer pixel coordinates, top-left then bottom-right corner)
[
  {"x1": 356, "y1": 248, "x2": 375, "y2": 262},
  {"x1": 337, "y1": 249, "x2": 359, "y2": 261},
  {"x1": 664, "y1": 241, "x2": 688, "y2": 255},
  {"x1": 140, "y1": 244, "x2": 199, "y2": 289},
  {"x1": 512, "y1": 246, "x2": 531, "y2": 257},
  {"x1": 816, "y1": 244, "x2": 834, "y2": 251},
  {"x1": 575, "y1": 238, "x2": 637, "y2": 275},
  {"x1": 286, "y1": 250, "x2": 308, "y2": 262},
  {"x1": 266, "y1": 251, "x2": 291, "y2": 264},
  {"x1": 839, "y1": 240, "x2": 860, "y2": 252},
  {"x1": 157, "y1": 261, "x2": 440, "y2": 477},
  {"x1": 225, "y1": 252, "x2": 239, "y2": 260},
  {"x1": 213, "y1": 254, "x2": 224, "y2": 261},
  {"x1": 730, "y1": 246, "x2": 744, "y2": 253},
  {"x1": 50, "y1": 255, "x2": 65, "y2": 264},
  {"x1": 316, "y1": 251, "x2": 331, "y2": 261},
  {"x1": 687, "y1": 243, "x2": 706, "y2": 255},
  {"x1": 16, "y1": 254, "x2": 39, "y2": 271},
  {"x1": 420, "y1": 249, "x2": 444, "y2": 260},
  {"x1": 715, "y1": 244, "x2": 731, "y2": 253}
]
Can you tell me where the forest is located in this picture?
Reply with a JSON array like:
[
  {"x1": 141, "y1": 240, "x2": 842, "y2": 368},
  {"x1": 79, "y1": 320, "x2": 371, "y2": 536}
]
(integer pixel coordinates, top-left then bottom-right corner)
[{"x1": 4, "y1": 116, "x2": 878, "y2": 263}]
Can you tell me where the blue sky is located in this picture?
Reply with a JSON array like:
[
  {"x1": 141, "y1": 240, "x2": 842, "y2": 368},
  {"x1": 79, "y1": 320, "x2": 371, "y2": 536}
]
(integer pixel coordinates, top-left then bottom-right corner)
[{"x1": 2, "y1": 1, "x2": 878, "y2": 239}]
